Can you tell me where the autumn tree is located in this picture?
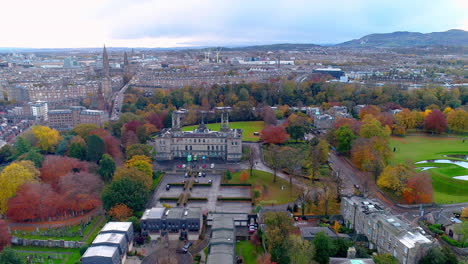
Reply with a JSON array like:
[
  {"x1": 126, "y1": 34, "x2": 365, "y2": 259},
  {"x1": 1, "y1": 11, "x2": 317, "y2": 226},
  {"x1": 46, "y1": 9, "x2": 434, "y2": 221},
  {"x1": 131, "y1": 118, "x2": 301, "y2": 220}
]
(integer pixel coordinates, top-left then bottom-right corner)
[
  {"x1": 263, "y1": 212, "x2": 294, "y2": 264},
  {"x1": 395, "y1": 108, "x2": 416, "y2": 129},
  {"x1": 101, "y1": 177, "x2": 149, "y2": 211},
  {"x1": 0, "y1": 220, "x2": 11, "y2": 251},
  {"x1": 0, "y1": 161, "x2": 39, "y2": 214},
  {"x1": 260, "y1": 106, "x2": 277, "y2": 126},
  {"x1": 72, "y1": 124, "x2": 99, "y2": 138},
  {"x1": 359, "y1": 105, "x2": 381, "y2": 120},
  {"x1": 286, "y1": 113, "x2": 311, "y2": 141},
  {"x1": 359, "y1": 116, "x2": 390, "y2": 139},
  {"x1": 40, "y1": 155, "x2": 89, "y2": 186},
  {"x1": 403, "y1": 173, "x2": 433, "y2": 204},
  {"x1": 125, "y1": 155, "x2": 153, "y2": 179},
  {"x1": 289, "y1": 235, "x2": 315, "y2": 264},
  {"x1": 334, "y1": 126, "x2": 356, "y2": 155},
  {"x1": 113, "y1": 167, "x2": 152, "y2": 189},
  {"x1": 31, "y1": 125, "x2": 62, "y2": 153},
  {"x1": 260, "y1": 125, "x2": 289, "y2": 144},
  {"x1": 86, "y1": 135, "x2": 105, "y2": 162},
  {"x1": 424, "y1": 109, "x2": 447, "y2": 134},
  {"x1": 239, "y1": 170, "x2": 249, "y2": 181},
  {"x1": 377, "y1": 164, "x2": 415, "y2": 195},
  {"x1": 313, "y1": 231, "x2": 335, "y2": 264},
  {"x1": 108, "y1": 204, "x2": 133, "y2": 221},
  {"x1": 98, "y1": 154, "x2": 116, "y2": 181},
  {"x1": 447, "y1": 108, "x2": 468, "y2": 134},
  {"x1": 126, "y1": 144, "x2": 153, "y2": 160}
]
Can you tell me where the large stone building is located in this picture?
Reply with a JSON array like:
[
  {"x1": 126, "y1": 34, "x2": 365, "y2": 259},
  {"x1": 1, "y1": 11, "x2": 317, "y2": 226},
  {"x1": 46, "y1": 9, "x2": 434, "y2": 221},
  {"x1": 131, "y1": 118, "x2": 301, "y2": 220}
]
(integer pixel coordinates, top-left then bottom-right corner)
[
  {"x1": 48, "y1": 106, "x2": 108, "y2": 131},
  {"x1": 141, "y1": 207, "x2": 202, "y2": 240},
  {"x1": 149, "y1": 110, "x2": 242, "y2": 161},
  {"x1": 341, "y1": 196, "x2": 433, "y2": 264}
]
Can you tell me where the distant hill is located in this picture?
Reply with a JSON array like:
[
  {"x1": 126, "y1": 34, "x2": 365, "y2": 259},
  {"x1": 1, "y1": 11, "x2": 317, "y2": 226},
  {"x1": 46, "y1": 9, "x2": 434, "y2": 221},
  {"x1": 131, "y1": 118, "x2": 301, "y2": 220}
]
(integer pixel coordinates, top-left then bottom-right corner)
[
  {"x1": 336, "y1": 29, "x2": 468, "y2": 47},
  {"x1": 223, "y1": 43, "x2": 322, "y2": 51}
]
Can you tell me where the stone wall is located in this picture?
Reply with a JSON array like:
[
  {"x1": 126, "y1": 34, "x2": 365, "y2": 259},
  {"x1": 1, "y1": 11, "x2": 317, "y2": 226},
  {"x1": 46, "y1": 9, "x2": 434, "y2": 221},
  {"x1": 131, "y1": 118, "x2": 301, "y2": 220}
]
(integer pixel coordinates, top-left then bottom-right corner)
[{"x1": 11, "y1": 237, "x2": 86, "y2": 248}]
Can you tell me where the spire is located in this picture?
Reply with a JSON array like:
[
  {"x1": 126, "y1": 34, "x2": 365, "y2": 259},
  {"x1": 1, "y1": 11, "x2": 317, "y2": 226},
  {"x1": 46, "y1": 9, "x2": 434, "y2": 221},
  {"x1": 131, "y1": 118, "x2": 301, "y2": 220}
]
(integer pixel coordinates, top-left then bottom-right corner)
[
  {"x1": 102, "y1": 45, "x2": 109, "y2": 77},
  {"x1": 124, "y1": 51, "x2": 129, "y2": 66}
]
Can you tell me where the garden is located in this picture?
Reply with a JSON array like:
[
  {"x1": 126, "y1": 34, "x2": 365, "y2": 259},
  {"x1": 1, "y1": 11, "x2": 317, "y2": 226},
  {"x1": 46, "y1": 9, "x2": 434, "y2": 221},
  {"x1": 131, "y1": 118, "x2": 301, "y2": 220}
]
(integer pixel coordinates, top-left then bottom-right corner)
[{"x1": 389, "y1": 136, "x2": 468, "y2": 204}]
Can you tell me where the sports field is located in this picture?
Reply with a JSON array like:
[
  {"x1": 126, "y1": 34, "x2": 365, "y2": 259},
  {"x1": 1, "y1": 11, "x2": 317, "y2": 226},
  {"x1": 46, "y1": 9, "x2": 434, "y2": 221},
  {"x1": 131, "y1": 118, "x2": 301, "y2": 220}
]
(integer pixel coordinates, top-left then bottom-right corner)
[
  {"x1": 389, "y1": 136, "x2": 468, "y2": 204},
  {"x1": 183, "y1": 121, "x2": 265, "y2": 141}
]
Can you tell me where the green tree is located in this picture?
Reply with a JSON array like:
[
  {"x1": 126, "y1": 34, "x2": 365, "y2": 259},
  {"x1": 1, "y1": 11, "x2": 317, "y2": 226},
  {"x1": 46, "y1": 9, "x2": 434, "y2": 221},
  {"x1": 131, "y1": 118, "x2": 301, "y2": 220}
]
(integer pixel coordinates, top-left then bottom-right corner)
[
  {"x1": 128, "y1": 216, "x2": 141, "y2": 233},
  {"x1": 86, "y1": 135, "x2": 105, "y2": 162},
  {"x1": 264, "y1": 212, "x2": 295, "y2": 264},
  {"x1": 373, "y1": 253, "x2": 399, "y2": 264},
  {"x1": 14, "y1": 136, "x2": 31, "y2": 156},
  {"x1": 21, "y1": 149, "x2": 44, "y2": 167},
  {"x1": 333, "y1": 237, "x2": 352, "y2": 258},
  {"x1": 287, "y1": 125, "x2": 307, "y2": 142},
  {"x1": 98, "y1": 154, "x2": 116, "y2": 181},
  {"x1": 101, "y1": 177, "x2": 149, "y2": 211},
  {"x1": 0, "y1": 145, "x2": 15, "y2": 164},
  {"x1": 72, "y1": 123, "x2": 99, "y2": 138},
  {"x1": 313, "y1": 232, "x2": 335, "y2": 264},
  {"x1": 224, "y1": 170, "x2": 232, "y2": 182},
  {"x1": 418, "y1": 247, "x2": 458, "y2": 264},
  {"x1": 0, "y1": 247, "x2": 25, "y2": 264},
  {"x1": 68, "y1": 142, "x2": 87, "y2": 160},
  {"x1": 334, "y1": 126, "x2": 356, "y2": 154},
  {"x1": 359, "y1": 116, "x2": 390, "y2": 139},
  {"x1": 126, "y1": 144, "x2": 152, "y2": 160},
  {"x1": 289, "y1": 235, "x2": 314, "y2": 264}
]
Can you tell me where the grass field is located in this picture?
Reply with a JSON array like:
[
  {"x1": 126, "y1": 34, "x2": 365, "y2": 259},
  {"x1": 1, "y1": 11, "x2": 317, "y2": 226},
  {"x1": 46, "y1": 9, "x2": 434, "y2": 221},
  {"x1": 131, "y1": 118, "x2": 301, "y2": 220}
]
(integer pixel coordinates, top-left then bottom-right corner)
[
  {"x1": 389, "y1": 136, "x2": 468, "y2": 204},
  {"x1": 236, "y1": 241, "x2": 262, "y2": 264},
  {"x1": 231, "y1": 170, "x2": 299, "y2": 205},
  {"x1": 183, "y1": 121, "x2": 265, "y2": 141},
  {"x1": 11, "y1": 246, "x2": 81, "y2": 264}
]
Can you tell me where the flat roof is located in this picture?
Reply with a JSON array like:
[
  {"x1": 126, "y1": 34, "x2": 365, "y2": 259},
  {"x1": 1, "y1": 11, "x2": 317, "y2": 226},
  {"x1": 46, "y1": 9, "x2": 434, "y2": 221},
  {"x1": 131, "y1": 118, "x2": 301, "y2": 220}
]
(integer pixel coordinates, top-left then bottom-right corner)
[
  {"x1": 212, "y1": 217, "x2": 235, "y2": 230},
  {"x1": 92, "y1": 233, "x2": 125, "y2": 245},
  {"x1": 166, "y1": 208, "x2": 184, "y2": 219},
  {"x1": 82, "y1": 245, "x2": 118, "y2": 258},
  {"x1": 141, "y1": 207, "x2": 166, "y2": 220},
  {"x1": 101, "y1": 222, "x2": 132, "y2": 233},
  {"x1": 207, "y1": 253, "x2": 235, "y2": 264}
]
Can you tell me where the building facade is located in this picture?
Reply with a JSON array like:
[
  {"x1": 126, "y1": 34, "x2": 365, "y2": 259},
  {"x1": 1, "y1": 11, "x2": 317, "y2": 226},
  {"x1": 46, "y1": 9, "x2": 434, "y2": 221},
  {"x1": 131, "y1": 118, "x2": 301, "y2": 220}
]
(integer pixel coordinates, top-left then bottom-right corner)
[
  {"x1": 149, "y1": 110, "x2": 242, "y2": 161},
  {"x1": 48, "y1": 106, "x2": 108, "y2": 131},
  {"x1": 341, "y1": 196, "x2": 433, "y2": 264}
]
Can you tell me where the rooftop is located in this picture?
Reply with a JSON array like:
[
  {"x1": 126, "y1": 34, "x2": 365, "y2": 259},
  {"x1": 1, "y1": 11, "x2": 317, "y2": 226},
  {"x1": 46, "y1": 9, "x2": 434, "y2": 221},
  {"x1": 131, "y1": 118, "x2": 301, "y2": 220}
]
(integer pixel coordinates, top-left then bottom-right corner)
[
  {"x1": 141, "y1": 207, "x2": 166, "y2": 220},
  {"x1": 82, "y1": 245, "x2": 118, "y2": 258},
  {"x1": 101, "y1": 222, "x2": 132, "y2": 233},
  {"x1": 92, "y1": 233, "x2": 125, "y2": 245}
]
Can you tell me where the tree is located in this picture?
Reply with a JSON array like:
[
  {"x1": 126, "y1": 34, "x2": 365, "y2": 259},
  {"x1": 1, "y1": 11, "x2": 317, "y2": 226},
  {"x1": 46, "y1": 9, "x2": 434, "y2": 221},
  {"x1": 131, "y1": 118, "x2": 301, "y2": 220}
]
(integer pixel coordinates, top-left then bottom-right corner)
[
  {"x1": 286, "y1": 113, "x2": 311, "y2": 142},
  {"x1": 126, "y1": 144, "x2": 152, "y2": 160},
  {"x1": 332, "y1": 221, "x2": 341, "y2": 233},
  {"x1": 377, "y1": 164, "x2": 414, "y2": 195},
  {"x1": 0, "y1": 161, "x2": 39, "y2": 214},
  {"x1": 0, "y1": 220, "x2": 11, "y2": 251},
  {"x1": 264, "y1": 144, "x2": 282, "y2": 182},
  {"x1": 461, "y1": 207, "x2": 468, "y2": 219},
  {"x1": 418, "y1": 247, "x2": 458, "y2": 264},
  {"x1": 68, "y1": 142, "x2": 87, "y2": 160},
  {"x1": 403, "y1": 173, "x2": 433, "y2": 204},
  {"x1": 73, "y1": 124, "x2": 99, "y2": 138},
  {"x1": 263, "y1": 212, "x2": 294, "y2": 264},
  {"x1": 260, "y1": 106, "x2": 277, "y2": 126},
  {"x1": 21, "y1": 149, "x2": 44, "y2": 167},
  {"x1": 0, "y1": 247, "x2": 24, "y2": 264},
  {"x1": 239, "y1": 170, "x2": 249, "y2": 181},
  {"x1": 101, "y1": 177, "x2": 149, "y2": 211},
  {"x1": 359, "y1": 105, "x2": 381, "y2": 120},
  {"x1": 257, "y1": 253, "x2": 275, "y2": 264},
  {"x1": 313, "y1": 231, "x2": 335, "y2": 264},
  {"x1": 424, "y1": 109, "x2": 447, "y2": 134},
  {"x1": 125, "y1": 155, "x2": 153, "y2": 179},
  {"x1": 260, "y1": 126, "x2": 289, "y2": 144},
  {"x1": 108, "y1": 204, "x2": 133, "y2": 221},
  {"x1": 40, "y1": 155, "x2": 89, "y2": 186},
  {"x1": 334, "y1": 126, "x2": 356, "y2": 154},
  {"x1": 455, "y1": 221, "x2": 468, "y2": 247},
  {"x1": 0, "y1": 145, "x2": 15, "y2": 164},
  {"x1": 224, "y1": 170, "x2": 232, "y2": 182},
  {"x1": 113, "y1": 167, "x2": 152, "y2": 189},
  {"x1": 86, "y1": 135, "x2": 105, "y2": 162},
  {"x1": 333, "y1": 237, "x2": 351, "y2": 258},
  {"x1": 14, "y1": 136, "x2": 32, "y2": 156},
  {"x1": 289, "y1": 235, "x2": 314, "y2": 264},
  {"x1": 395, "y1": 108, "x2": 416, "y2": 129},
  {"x1": 31, "y1": 125, "x2": 62, "y2": 153},
  {"x1": 373, "y1": 254, "x2": 399, "y2": 264},
  {"x1": 359, "y1": 116, "x2": 390, "y2": 139},
  {"x1": 447, "y1": 108, "x2": 468, "y2": 134},
  {"x1": 98, "y1": 154, "x2": 116, "y2": 181}
]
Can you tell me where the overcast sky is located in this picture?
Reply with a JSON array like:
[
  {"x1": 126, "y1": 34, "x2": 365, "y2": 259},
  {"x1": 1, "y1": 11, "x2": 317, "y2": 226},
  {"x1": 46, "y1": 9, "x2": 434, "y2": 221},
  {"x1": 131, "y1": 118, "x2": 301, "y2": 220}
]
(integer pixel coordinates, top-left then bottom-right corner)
[{"x1": 1, "y1": 0, "x2": 467, "y2": 48}]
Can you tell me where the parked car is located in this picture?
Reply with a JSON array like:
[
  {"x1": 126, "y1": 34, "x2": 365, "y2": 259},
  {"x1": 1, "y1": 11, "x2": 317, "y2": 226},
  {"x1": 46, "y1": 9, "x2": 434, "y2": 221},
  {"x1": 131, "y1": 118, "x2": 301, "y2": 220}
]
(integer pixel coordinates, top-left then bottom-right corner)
[
  {"x1": 208, "y1": 180, "x2": 212, "y2": 184},
  {"x1": 166, "y1": 184, "x2": 171, "y2": 191},
  {"x1": 202, "y1": 172, "x2": 206, "y2": 177},
  {"x1": 198, "y1": 172, "x2": 202, "y2": 177},
  {"x1": 249, "y1": 225, "x2": 255, "y2": 234},
  {"x1": 210, "y1": 163, "x2": 215, "y2": 169},
  {"x1": 182, "y1": 242, "x2": 193, "y2": 252}
]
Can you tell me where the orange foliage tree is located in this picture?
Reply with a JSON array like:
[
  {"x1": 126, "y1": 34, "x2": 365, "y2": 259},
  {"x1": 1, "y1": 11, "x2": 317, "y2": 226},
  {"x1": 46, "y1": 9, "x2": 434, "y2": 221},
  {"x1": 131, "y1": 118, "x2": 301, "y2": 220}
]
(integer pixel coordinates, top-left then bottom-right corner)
[
  {"x1": 403, "y1": 173, "x2": 433, "y2": 204},
  {"x1": 40, "y1": 155, "x2": 89, "y2": 186},
  {"x1": 239, "y1": 170, "x2": 250, "y2": 182},
  {"x1": 109, "y1": 204, "x2": 133, "y2": 221},
  {"x1": 260, "y1": 126, "x2": 289, "y2": 144}
]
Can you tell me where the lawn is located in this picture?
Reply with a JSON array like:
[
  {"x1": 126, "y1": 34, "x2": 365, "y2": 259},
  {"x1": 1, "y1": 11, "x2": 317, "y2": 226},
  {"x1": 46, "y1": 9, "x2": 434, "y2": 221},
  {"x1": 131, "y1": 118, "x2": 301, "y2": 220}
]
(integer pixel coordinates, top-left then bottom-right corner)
[
  {"x1": 12, "y1": 216, "x2": 100, "y2": 242},
  {"x1": 231, "y1": 170, "x2": 299, "y2": 205},
  {"x1": 389, "y1": 136, "x2": 468, "y2": 204},
  {"x1": 183, "y1": 121, "x2": 265, "y2": 141},
  {"x1": 236, "y1": 241, "x2": 262, "y2": 264},
  {"x1": 11, "y1": 246, "x2": 81, "y2": 264}
]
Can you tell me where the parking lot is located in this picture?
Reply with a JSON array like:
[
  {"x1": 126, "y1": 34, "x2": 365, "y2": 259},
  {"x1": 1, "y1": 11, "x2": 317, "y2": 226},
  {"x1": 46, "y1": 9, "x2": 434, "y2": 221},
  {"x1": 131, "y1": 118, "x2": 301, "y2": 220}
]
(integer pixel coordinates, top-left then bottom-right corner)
[{"x1": 150, "y1": 170, "x2": 252, "y2": 214}]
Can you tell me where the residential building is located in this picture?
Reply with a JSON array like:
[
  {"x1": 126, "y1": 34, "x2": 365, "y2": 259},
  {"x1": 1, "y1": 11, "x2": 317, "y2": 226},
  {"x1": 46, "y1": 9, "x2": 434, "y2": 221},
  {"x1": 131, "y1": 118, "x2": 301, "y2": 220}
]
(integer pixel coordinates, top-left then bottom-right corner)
[
  {"x1": 314, "y1": 114, "x2": 334, "y2": 129},
  {"x1": 313, "y1": 67, "x2": 345, "y2": 79},
  {"x1": 141, "y1": 207, "x2": 203, "y2": 240},
  {"x1": 48, "y1": 106, "x2": 108, "y2": 131},
  {"x1": 207, "y1": 217, "x2": 236, "y2": 264},
  {"x1": 341, "y1": 196, "x2": 433, "y2": 264},
  {"x1": 149, "y1": 110, "x2": 242, "y2": 161},
  {"x1": 29, "y1": 100, "x2": 48, "y2": 121}
]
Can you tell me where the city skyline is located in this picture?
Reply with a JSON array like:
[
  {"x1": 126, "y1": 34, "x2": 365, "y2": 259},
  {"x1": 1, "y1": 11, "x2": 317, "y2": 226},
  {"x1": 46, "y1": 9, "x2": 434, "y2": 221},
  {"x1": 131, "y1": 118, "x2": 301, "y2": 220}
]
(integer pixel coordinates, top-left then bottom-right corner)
[{"x1": 1, "y1": 0, "x2": 467, "y2": 48}]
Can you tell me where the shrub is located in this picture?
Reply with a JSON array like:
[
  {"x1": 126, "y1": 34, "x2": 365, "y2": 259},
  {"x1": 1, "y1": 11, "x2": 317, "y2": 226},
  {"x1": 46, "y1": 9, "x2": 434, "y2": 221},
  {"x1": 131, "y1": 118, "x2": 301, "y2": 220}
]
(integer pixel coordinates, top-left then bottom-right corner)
[{"x1": 428, "y1": 224, "x2": 444, "y2": 235}]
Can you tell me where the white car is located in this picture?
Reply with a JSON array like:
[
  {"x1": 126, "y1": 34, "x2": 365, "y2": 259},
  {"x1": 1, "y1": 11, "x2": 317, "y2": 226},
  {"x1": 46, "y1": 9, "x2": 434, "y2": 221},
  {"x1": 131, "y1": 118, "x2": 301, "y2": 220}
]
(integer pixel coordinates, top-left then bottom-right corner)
[{"x1": 210, "y1": 163, "x2": 215, "y2": 169}]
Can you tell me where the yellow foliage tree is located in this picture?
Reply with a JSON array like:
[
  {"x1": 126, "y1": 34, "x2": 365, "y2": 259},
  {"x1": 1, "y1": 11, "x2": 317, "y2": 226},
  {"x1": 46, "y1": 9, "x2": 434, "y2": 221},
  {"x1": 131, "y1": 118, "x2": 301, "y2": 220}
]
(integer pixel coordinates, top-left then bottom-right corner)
[
  {"x1": 332, "y1": 221, "x2": 341, "y2": 233},
  {"x1": 377, "y1": 164, "x2": 414, "y2": 195},
  {"x1": 113, "y1": 167, "x2": 152, "y2": 189},
  {"x1": 31, "y1": 125, "x2": 62, "y2": 152},
  {"x1": 461, "y1": 207, "x2": 468, "y2": 219},
  {"x1": 0, "y1": 161, "x2": 39, "y2": 214},
  {"x1": 395, "y1": 109, "x2": 416, "y2": 129},
  {"x1": 125, "y1": 155, "x2": 153, "y2": 179},
  {"x1": 447, "y1": 109, "x2": 468, "y2": 134}
]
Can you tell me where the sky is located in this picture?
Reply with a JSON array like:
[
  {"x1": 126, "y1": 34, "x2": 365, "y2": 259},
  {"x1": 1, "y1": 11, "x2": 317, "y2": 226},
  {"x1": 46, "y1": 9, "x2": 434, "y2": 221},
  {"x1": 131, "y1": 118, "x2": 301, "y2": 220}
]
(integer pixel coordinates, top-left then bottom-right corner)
[{"x1": 0, "y1": 0, "x2": 467, "y2": 48}]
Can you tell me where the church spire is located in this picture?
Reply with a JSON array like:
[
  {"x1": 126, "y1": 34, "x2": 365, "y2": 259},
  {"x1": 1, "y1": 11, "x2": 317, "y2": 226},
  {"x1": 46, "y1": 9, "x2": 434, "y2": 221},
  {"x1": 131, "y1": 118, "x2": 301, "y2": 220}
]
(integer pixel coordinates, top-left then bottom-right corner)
[
  {"x1": 124, "y1": 51, "x2": 129, "y2": 66},
  {"x1": 102, "y1": 45, "x2": 110, "y2": 78}
]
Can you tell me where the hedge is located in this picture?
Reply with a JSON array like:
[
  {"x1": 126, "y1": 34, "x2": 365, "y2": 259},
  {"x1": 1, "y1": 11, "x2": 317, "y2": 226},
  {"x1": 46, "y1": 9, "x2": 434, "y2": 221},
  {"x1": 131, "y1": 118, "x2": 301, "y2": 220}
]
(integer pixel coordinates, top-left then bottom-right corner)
[
  {"x1": 217, "y1": 197, "x2": 252, "y2": 201},
  {"x1": 177, "y1": 193, "x2": 186, "y2": 205},
  {"x1": 193, "y1": 183, "x2": 212, "y2": 187},
  {"x1": 428, "y1": 224, "x2": 444, "y2": 235},
  {"x1": 220, "y1": 183, "x2": 252, "y2": 187},
  {"x1": 188, "y1": 197, "x2": 208, "y2": 201},
  {"x1": 441, "y1": 235, "x2": 467, "y2": 248},
  {"x1": 159, "y1": 197, "x2": 178, "y2": 201},
  {"x1": 168, "y1": 183, "x2": 184, "y2": 186}
]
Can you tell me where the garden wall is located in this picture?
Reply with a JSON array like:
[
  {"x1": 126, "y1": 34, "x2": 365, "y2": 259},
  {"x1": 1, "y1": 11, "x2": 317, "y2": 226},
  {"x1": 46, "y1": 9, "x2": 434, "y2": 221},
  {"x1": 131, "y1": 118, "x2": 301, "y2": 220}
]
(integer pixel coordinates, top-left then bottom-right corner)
[{"x1": 11, "y1": 237, "x2": 86, "y2": 248}]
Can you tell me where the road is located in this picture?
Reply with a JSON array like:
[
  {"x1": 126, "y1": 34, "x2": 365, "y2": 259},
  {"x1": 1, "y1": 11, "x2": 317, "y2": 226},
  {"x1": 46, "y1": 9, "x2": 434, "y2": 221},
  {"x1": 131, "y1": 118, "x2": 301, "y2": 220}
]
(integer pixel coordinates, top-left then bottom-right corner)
[{"x1": 110, "y1": 80, "x2": 132, "y2": 121}]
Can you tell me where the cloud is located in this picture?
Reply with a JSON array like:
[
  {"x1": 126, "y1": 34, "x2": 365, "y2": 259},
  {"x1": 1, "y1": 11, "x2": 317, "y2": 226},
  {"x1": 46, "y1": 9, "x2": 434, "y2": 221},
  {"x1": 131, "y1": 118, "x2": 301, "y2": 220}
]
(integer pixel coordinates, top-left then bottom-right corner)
[{"x1": 0, "y1": 0, "x2": 465, "y2": 47}]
